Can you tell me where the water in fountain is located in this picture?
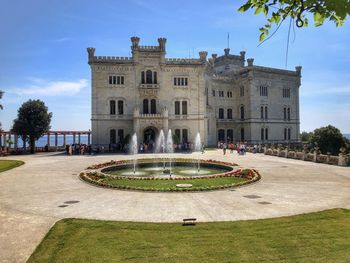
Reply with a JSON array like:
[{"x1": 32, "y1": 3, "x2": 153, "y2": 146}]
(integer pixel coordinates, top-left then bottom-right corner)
[
  {"x1": 130, "y1": 133, "x2": 138, "y2": 174},
  {"x1": 166, "y1": 129, "x2": 173, "y2": 175},
  {"x1": 194, "y1": 132, "x2": 202, "y2": 173},
  {"x1": 155, "y1": 129, "x2": 166, "y2": 170}
]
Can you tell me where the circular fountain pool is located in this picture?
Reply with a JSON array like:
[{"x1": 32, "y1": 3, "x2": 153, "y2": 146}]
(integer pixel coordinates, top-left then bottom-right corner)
[{"x1": 80, "y1": 158, "x2": 261, "y2": 192}]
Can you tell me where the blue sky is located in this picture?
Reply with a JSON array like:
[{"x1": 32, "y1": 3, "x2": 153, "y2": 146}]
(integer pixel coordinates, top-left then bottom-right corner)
[{"x1": 0, "y1": 0, "x2": 349, "y2": 133}]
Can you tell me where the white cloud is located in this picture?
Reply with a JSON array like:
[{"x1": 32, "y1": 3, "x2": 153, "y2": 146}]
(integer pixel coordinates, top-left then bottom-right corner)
[{"x1": 10, "y1": 79, "x2": 88, "y2": 96}]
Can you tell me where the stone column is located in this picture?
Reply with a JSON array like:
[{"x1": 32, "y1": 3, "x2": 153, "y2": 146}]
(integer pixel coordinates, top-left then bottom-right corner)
[
  {"x1": 47, "y1": 133, "x2": 50, "y2": 146},
  {"x1": 285, "y1": 146, "x2": 289, "y2": 158},
  {"x1": 55, "y1": 133, "x2": 58, "y2": 147},
  {"x1": 338, "y1": 147, "x2": 348, "y2": 166},
  {"x1": 63, "y1": 134, "x2": 66, "y2": 146},
  {"x1": 14, "y1": 134, "x2": 18, "y2": 150}
]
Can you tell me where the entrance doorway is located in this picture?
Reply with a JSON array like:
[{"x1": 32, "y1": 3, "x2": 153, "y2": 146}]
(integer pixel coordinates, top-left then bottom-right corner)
[{"x1": 143, "y1": 127, "x2": 157, "y2": 143}]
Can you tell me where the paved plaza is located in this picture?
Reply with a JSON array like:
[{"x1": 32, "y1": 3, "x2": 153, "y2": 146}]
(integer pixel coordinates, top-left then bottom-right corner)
[{"x1": 0, "y1": 150, "x2": 349, "y2": 262}]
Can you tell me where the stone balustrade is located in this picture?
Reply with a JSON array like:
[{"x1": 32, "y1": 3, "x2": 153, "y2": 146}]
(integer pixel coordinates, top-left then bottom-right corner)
[{"x1": 252, "y1": 145, "x2": 349, "y2": 167}]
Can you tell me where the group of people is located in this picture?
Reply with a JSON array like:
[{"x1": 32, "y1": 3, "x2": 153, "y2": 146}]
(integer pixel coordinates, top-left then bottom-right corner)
[
  {"x1": 217, "y1": 141, "x2": 249, "y2": 155},
  {"x1": 65, "y1": 144, "x2": 92, "y2": 155}
]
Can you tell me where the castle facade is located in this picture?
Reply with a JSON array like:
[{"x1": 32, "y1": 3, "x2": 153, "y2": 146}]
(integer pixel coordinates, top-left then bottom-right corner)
[{"x1": 88, "y1": 37, "x2": 301, "y2": 147}]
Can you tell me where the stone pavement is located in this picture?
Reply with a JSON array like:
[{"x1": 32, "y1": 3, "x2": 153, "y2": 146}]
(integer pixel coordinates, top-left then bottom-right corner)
[{"x1": 0, "y1": 150, "x2": 349, "y2": 262}]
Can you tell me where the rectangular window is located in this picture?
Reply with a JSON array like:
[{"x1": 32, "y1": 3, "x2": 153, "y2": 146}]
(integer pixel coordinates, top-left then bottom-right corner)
[
  {"x1": 284, "y1": 128, "x2": 287, "y2": 140},
  {"x1": 265, "y1": 128, "x2": 268, "y2": 140},
  {"x1": 283, "y1": 88, "x2": 290, "y2": 98},
  {"x1": 184, "y1": 78, "x2": 188, "y2": 86},
  {"x1": 117, "y1": 100, "x2": 123, "y2": 115},
  {"x1": 284, "y1": 107, "x2": 287, "y2": 120},
  {"x1": 174, "y1": 78, "x2": 177, "y2": 86},
  {"x1": 212, "y1": 90, "x2": 216, "y2": 97},
  {"x1": 109, "y1": 75, "x2": 124, "y2": 85},
  {"x1": 174, "y1": 77, "x2": 188, "y2": 86},
  {"x1": 175, "y1": 101, "x2": 180, "y2": 115},
  {"x1": 265, "y1": 106, "x2": 268, "y2": 119},
  {"x1": 287, "y1": 108, "x2": 291, "y2": 120},
  {"x1": 260, "y1": 106, "x2": 264, "y2": 119},
  {"x1": 260, "y1": 86, "x2": 268, "y2": 96},
  {"x1": 288, "y1": 128, "x2": 291, "y2": 140},
  {"x1": 182, "y1": 101, "x2": 187, "y2": 115},
  {"x1": 240, "y1": 86, "x2": 244, "y2": 97},
  {"x1": 261, "y1": 128, "x2": 264, "y2": 140}
]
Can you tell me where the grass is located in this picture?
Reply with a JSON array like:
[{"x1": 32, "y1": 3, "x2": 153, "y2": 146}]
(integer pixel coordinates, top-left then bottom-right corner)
[
  {"x1": 28, "y1": 209, "x2": 350, "y2": 262},
  {"x1": 101, "y1": 176, "x2": 247, "y2": 190},
  {"x1": 0, "y1": 160, "x2": 24, "y2": 173}
]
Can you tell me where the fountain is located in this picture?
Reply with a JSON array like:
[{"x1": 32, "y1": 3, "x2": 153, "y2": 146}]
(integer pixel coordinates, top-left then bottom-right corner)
[
  {"x1": 155, "y1": 129, "x2": 166, "y2": 170},
  {"x1": 165, "y1": 129, "x2": 173, "y2": 175},
  {"x1": 130, "y1": 133, "x2": 138, "y2": 174},
  {"x1": 194, "y1": 132, "x2": 202, "y2": 173}
]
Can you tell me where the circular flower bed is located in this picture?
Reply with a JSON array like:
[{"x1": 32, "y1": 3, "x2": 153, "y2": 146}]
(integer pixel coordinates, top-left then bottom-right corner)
[{"x1": 80, "y1": 158, "x2": 261, "y2": 192}]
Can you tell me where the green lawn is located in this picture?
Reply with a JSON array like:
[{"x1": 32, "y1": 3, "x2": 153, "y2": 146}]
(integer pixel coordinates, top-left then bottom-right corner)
[
  {"x1": 28, "y1": 209, "x2": 350, "y2": 263},
  {"x1": 102, "y1": 176, "x2": 247, "y2": 190},
  {"x1": 0, "y1": 160, "x2": 24, "y2": 173}
]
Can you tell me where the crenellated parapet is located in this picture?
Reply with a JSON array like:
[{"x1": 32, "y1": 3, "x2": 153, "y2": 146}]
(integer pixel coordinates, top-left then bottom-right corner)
[{"x1": 165, "y1": 58, "x2": 203, "y2": 65}]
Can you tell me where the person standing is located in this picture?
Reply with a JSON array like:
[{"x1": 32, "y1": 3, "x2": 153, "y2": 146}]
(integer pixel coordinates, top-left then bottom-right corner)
[{"x1": 223, "y1": 142, "x2": 227, "y2": 155}]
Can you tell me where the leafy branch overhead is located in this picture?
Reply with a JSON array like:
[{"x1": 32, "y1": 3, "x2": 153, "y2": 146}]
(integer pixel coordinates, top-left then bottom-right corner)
[{"x1": 238, "y1": 0, "x2": 350, "y2": 42}]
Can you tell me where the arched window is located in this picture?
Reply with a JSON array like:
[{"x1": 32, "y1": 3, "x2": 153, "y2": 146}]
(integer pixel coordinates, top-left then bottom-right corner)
[
  {"x1": 227, "y1": 109, "x2": 232, "y2": 119},
  {"x1": 265, "y1": 128, "x2": 268, "y2": 140},
  {"x1": 175, "y1": 129, "x2": 181, "y2": 142},
  {"x1": 240, "y1": 128, "x2": 245, "y2": 141},
  {"x1": 118, "y1": 129, "x2": 124, "y2": 143},
  {"x1": 219, "y1": 108, "x2": 224, "y2": 119},
  {"x1": 110, "y1": 100, "x2": 116, "y2": 115},
  {"x1": 287, "y1": 108, "x2": 291, "y2": 120},
  {"x1": 218, "y1": 129, "x2": 225, "y2": 142},
  {"x1": 261, "y1": 128, "x2": 264, "y2": 140},
  {"x1": 175, "y1": 101, "x2": 180, "y2": 115},
  {"x1": 265, "y1": 106, "x2": 268, "y2": 119},
  {"x1": 182, "y1": 101, "x2": 188, "y2": 115},
  {"x1": 110, "y1": 129, "x2": 116, "y2": 144},
  {"x1": 260, "y1": 106, "x2": 264, "y2": 119},
  {"x1": 227, "y1": 129, "x2": 233, "y2": 142},
  {"x1": 153, "y1": 72, "x2": 157, "y2": 84},
  {"x1": 288, "y1": 128, "x2": 291, "y2": 140},
  {"x1": 150, "y1": 99, "x2": 156, "y2": 114},
  {"x1": 240, "y1": 106, "x2": 245, "y2": 120},
  {"x1": 141, "y1": 71, "x2": 145, "y2": 84},
  {"x1": 143, "y1": 99, "x2": 149, "y2": 114},
  {"x1": 117, "y1": 100, "x2": 124, "y2": 115},
  {"x1": 146, "y1": 70, "x2": 153, "y2": 84},
  {"x1": 182, "y1": 129, "x2": 188, "y2": 143},
  {"x1": 284, "y1": 128, "x2": 287, "y2": 140},
  {"x1": 284, "y1": 107, "x2": 287, "y2": 120}
]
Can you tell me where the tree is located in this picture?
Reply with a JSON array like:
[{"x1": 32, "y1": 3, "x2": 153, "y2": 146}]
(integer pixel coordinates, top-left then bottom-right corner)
[
  {"x1": 300, "y1": 131, "x2": 313, "y2": 142},
  {"x1": 309, "y1": 125, "x2": 347, "y2": 155},
  {"x1": 12, "y1": 100, "x2": 52, "y2": 154},
  {"x1": 238, "y1": 0, "x2": 350, "y2": 42}
]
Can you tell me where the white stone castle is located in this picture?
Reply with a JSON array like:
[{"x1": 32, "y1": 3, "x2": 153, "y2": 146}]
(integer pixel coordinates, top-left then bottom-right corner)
[{"x1": 87, "y1": 37, "x2": 301, "y2": 147}]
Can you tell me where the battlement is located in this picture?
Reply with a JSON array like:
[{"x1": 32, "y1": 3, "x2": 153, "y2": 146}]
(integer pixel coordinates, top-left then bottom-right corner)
[
  {"x1": 138, "y1": 45, "x2": 161, "y2": 51},
  {"x1": 165, "y1": 58, "x2": 203, "y2": 65}
]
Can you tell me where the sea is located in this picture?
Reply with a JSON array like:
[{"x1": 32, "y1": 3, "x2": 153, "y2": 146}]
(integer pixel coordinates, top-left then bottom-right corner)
[{"x1": 1, "y1": 134, "x2": 89, "y2": 148}]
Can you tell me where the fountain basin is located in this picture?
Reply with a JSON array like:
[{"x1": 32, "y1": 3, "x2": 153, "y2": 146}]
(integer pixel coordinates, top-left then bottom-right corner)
[{"x1": 81, "y1": 158, "x2": 261, "y2": 192}]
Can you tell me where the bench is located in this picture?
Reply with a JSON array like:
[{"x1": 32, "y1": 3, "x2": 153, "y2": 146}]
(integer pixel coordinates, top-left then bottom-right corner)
[{"x1": 182, "y1": 218, "x2": 197, "y2": 226}]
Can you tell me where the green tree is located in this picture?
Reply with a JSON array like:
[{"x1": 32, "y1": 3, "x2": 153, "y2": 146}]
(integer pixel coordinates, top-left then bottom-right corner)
[
  {"x1": 300, "y1": 131, "x2": 313, "y2": 142},
  {"x1": 238, "y1": 0, "x2": 350, "y2": 42},
  {"x1": 310, "y1": 125, "x2": 347, "y2": 155},
  {"x1": 12, "y1": 100, "x2": 52, "y2": 154}
]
